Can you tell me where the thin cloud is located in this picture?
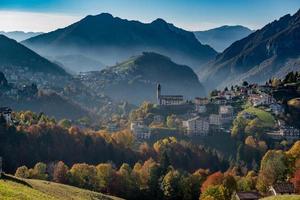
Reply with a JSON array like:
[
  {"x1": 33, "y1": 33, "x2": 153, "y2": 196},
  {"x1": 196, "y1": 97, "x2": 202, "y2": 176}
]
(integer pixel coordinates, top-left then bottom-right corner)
[{"x1": 0, "y1": 10, "x2": 81, "y2": 32}]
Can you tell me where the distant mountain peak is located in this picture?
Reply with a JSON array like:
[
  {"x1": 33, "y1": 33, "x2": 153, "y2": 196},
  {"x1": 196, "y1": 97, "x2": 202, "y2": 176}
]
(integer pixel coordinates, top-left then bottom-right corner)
[
  {"x1": 22, "y1": 13, "x2": 217, "y2": 72},
  {"x1": 201, "y1": 9, "x2": 300, "y2": 90}
]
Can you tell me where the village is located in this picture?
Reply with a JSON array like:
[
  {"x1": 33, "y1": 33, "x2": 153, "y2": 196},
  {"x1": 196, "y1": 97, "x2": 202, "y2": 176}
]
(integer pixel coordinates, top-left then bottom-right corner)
[{"x1": 129, "y1": 82, "x2": 300, "y2": 142}]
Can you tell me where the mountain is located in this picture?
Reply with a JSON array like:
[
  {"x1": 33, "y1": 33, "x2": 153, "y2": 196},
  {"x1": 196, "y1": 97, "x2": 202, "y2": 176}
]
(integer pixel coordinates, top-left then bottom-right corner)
[
  {"x1": 0, "y1": 31, "x2": 43, "y2": 42},
  {"x1": 201, "y1": 10, "x2": 300, "y2": 90},
  {"x1": 22, "y1": 13, "x2": 217, "y2": 72},
  {"x1": 79, "y1": 52, "x2": 205, "y2": 105},
  {"x1": 0, "y1": 35, "x2": 67, "y2": 75},
  {"x1": 194, "y1": 25, "x2": 253, "y2": 52}
]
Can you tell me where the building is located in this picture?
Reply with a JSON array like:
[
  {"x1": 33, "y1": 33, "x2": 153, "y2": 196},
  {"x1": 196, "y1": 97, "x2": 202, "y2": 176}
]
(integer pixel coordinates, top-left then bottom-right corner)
[
  {"x1": 130, "y1": 121, "x2": 151, "y2": 139},
  {"x1": 194, "y1": 97, "x2": 209, "y2": 105},
  {"x1": 153, "y1": 115, "x2": 164, "y2": 124},
  {"x1": 267, "y1": 122, "x2": 300, "y2": 141},
  {"x1": 195, "y1": 105, "x2": 207, "y2": 113},
  {"x1": 219, "y1": 105, "x2": 234, "y2": 124},
  {"x1": 209, "y1": 114, "x2": 222, "y2": 126},
  {"x1": 183, "y1": 116, "x2": 209, "y2": 136},
  {"x1": 157, "y1": 84, "x2": 184, "y2": 106},
  {"x1": 235, "y1": 191, "x2": 260, "y2": 200},
  {"x1": 0, "y1": 107, "x2": 12, "y2": 124},
  {"x1": 270, "y1": 182, "x2": 295, "y2": 196},
  {"x1": 270, "y1": 103, "x2": 284, "y2": 115},
  {"x1": 106, "y1": 123, "x2": 119, "y2": 133},
  {"x1": 249, "y1": 93, "x2": 275, "y2": 107},
  {"x1": 211, "y1": 96, "x2": 227, "y2": 105}
]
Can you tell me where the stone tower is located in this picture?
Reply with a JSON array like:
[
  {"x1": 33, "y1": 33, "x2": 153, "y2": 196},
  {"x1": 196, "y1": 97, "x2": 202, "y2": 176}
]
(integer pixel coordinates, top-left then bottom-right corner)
[{"x1": 157, "y1": 83, "x2": 161, "y2": 104}]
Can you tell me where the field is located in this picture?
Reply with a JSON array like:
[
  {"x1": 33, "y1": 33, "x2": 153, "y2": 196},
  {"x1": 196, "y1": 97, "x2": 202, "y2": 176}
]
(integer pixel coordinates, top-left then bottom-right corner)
[
  {"x1": 0, "y1": 175, "x2": 123, "y2": 200},
  {"x1": 261, "y1": 195, "x2": 300, "y2": 200},
  {"x1": 243, "y1": 107, "x2": 276, "y2": 127}
]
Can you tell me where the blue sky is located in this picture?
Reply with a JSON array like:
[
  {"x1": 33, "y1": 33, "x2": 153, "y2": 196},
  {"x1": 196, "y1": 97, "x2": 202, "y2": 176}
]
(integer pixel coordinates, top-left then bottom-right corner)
[{"x1": 0, "y1": 0, "x2": 299, "y2": 32}]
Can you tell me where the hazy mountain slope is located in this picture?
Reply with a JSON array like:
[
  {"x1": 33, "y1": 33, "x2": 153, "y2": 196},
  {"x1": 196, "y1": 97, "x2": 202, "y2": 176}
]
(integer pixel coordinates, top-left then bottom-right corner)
[
  {"x1": 0, "y1": 31, "x2": 43, "y2": 42},
  {"x1": 79, "y1": 52, "x2": 205, "y2": 105},
  {"x1": 22, "y1": 13, "x2": 217, "y2": 71},
  {"x1": 0, "y1": 35, "x2": 66, "y2": 75},
  {"x1": 194, "y1": 25, "x2": 253, "y2": 52},
  {"x1": 201, "y1": 9, "x2": 300, "y2": 90}
]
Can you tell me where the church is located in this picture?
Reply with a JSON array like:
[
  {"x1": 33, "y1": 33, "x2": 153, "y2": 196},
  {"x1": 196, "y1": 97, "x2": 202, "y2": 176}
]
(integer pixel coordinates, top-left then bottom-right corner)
[{"x1": 157, "y1": 84, "x2": 184, "y2": 105}]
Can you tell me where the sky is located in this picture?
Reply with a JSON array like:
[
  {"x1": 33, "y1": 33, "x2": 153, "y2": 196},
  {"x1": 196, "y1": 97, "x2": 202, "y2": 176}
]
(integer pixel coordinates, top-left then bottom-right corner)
[{"x1": 0, "y1": 0, "x2": 299, "y2": 32}]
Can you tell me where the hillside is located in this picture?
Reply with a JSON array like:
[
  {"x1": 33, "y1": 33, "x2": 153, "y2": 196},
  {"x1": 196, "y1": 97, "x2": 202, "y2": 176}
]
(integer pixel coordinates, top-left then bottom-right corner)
[
  {"x1": 201, "y1": 9, "x2": 300, "y2": 90},
  {"x1": 0, "y1": 175, "x2": 122, "y2": 200},
  {"x1": 0, "y1": 31, "x2": 43, "y2": 42},
  {"x1": 22, "y1": 13, "x2": 217, "y2": 72},
  {"x1": 79, "y1": 52, "x2": 205, "y2": 105},
  {"x1": 0, "y1": 35, "x2": 66, "y2": 76},
  {"x1": 194, "y1": 25, "x2": 253, "y2": 52}
]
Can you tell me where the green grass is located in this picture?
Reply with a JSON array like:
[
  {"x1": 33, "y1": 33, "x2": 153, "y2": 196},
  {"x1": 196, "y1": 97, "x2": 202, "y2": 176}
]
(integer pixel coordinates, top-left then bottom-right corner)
[
  {"x1": 243, "y1": 107, "x2": 276, "y2": 127},
  {"x1": 0, "y1": 175, "x2": 123, "y2": 200},
  {"x1": 261, "y1": 195, "x2": 300, "y2": 200}
]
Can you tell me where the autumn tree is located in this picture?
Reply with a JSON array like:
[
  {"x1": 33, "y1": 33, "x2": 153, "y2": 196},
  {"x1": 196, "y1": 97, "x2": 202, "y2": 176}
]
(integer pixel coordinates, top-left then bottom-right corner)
[
  {"x1": 200, "y1": 185, "x2": 226, "y2": 200},
  {"x1": 256, "y1": 150, "x2": 289, "y2": 193},
  {"x1": 15, "y1": 166, "x2": 29, "y2": 178},
  {"x1": 96, "y1": 163, "x2": 116, "y2": 193},
  {"x1": 201, "y1": 172, "x2": 224, "y2": 193},
  {"x1": 29, "y1": 162, "x2": 48, "y2": 180},
  {"x1": 161, "y1": 169, "x2": 182, "y2": 200},
  {"x1": 69, "y1": 163, "x2": 97, "y2": 190},
  {"x1": 53, "y1": 161, "x2": 69, "y2": 184}
]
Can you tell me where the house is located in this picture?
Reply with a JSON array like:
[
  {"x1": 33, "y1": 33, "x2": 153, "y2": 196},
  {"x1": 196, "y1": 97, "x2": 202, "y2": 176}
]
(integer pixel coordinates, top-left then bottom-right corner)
[
  {"x1": 106, "y1": 123, "x2": 119, "y2": 133},
  {"x1": 183, "y1": 116, "x2": 209, "y2": 136},
  {"x1": 130, "y1": 121, "x2": 151, "y2": 139},
  {"x1": 270, "y1": 103, "x2": 284, "y2": 115},
  {"x1": 194, "y1": 97, "x2": 209, "y2": 105},
  {"x1": 153, "y1": 115, "x2": 164, "y2": 123},
  {"x1": 270, "y1": 182, "x2": 295, "y2": 196},
  {"x1": 209, "y1": 114, "x2": 222, "y2": 126},
  {"x1": 219, "y1": 105, "x2": 234, "y2": 123},
  {"x1": 211, "y1": 96, "x2": 227, "y2": 105},
  {"x1": 235, "y1": 191, "x2": 260, "y2": 200},
  {"x1": 157, "y1": 84, "x2": 184, "y2": 106},
  {"x1": 0, "y1": 107, "x2": 12, "y2": 124},
  {"x1": 249, "y1": 93, "x2": 275, "y2": 107},
  {"x1": 195, "y1": 105, "x2": 207, "y2": 113}
]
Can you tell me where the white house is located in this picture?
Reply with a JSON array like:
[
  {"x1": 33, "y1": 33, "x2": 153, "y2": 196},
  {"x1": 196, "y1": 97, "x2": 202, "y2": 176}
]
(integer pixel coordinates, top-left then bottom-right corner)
[
  {"x1": 219, "y1": 105, "x2": 234, "y2": 124},
  {"x1": 0, "y1": 107, "x2": 12, "y2": 124},
  {"x1": 183, "y1": 116, "x2": 209, "y2": 136},
  {"x1": 209, "y1": 114, "x2": 222, "y2": 126},
  {"x1": 130, "y1": 121, "x2": 151, "y2": 139},
  {"x1": 249, "y1": 93, "x2": 275, "y2": 107}
]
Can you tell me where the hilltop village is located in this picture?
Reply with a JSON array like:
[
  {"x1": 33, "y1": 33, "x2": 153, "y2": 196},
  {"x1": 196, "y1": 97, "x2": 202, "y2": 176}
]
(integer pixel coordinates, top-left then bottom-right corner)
[{"x1": 129, "y1": 77, "x2": 300, "y2": 142}]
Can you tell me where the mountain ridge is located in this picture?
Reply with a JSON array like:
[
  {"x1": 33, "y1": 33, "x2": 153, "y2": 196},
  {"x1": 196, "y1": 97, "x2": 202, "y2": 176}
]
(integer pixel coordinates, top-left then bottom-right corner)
[
  {"x1": 22, "y1": 13, "x2": 217, "y2": 72},
  {"x1": 194, "y1": 25, "x2": 253, "y2": 52},
  {"x1": 78, "y1": 52, "x2": 205, "y2": 105},
  {"x1": 201, "y1": 9, "x2": 300, "y2": 90}
]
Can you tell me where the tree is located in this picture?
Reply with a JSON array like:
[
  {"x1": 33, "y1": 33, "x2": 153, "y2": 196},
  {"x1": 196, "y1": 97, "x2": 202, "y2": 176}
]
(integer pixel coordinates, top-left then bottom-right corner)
[
  {"x1": 291, "y1": 168, "x2": 300, "y2": 193},
  {"x1": 166, "y1": 115, "x2": 177, "y2": 129},
  {"x1": 69, "y1": 163, "x2": 97, "y2": 189},
  {"x1": 58, "y1": 119, "x2": 72, "y2": 129},
  {"x1": 15, "y1": 166, "x2": 29, "y2": 178},
  {"x1": 30, "y1": 162, "x2": 48, "y2": 180},
  {"x1": 161, "y1": 169, "x2": 181, "y2": 200},
  {"x1": 96, "y1": 163, "x2": 116, "y2": 193},
  {"x1": 200, "y1": 185, "x2": 226, "y2": 200},
  {"x1": 242, "y1": 81, "x2": 249, "y2": 87},
  {"x1": 53, "y1": 161, "x2": 69, "y2": 184},
  {"x1": 111, "y1": 129, "x2": 135, "y2": 148},
  {"x1": 201, "y1": 172, "x2": 224, "y2": 193},
  {"x1": 256, "y1": 150, "x2": 289, "y2": 192}
]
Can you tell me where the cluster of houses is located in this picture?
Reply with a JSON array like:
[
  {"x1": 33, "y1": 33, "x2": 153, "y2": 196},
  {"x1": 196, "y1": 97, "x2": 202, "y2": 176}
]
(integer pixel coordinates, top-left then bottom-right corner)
[
  {"x1": 129, "y1": 83, "x2": 300, "y2": 141},
  {"x1": 182, "y1": 104, "x2": 234, "y2": 136}
]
